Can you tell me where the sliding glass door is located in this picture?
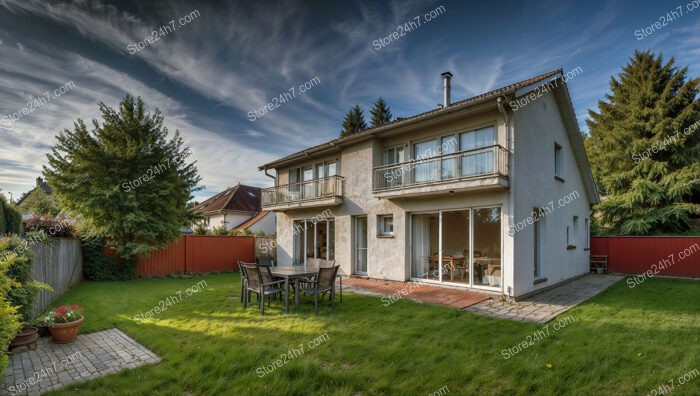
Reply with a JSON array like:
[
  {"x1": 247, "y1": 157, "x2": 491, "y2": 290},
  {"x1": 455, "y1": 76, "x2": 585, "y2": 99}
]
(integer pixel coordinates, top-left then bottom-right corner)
[
  {"x1": 354, "y1": 216, "x2": 368, "y2": 274},
  {"x1": 411, "y1": 207, "x2": 501, "y2": 289},
  {"x1": 292, "y1": 218, "x2": 335, "y2": 265}
]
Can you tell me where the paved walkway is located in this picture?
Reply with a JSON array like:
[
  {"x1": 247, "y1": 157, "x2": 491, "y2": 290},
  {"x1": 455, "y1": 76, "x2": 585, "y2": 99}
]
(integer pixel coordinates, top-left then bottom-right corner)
[
  {"x1": 466, "y1": 274, "x2": 624, "y2": 323},
  {"x1": 342, "y1": 277, "x2": 491, "y2": 309},
  {"x1": 2, "y1": 329, "x2": 160, "y2": 395}
]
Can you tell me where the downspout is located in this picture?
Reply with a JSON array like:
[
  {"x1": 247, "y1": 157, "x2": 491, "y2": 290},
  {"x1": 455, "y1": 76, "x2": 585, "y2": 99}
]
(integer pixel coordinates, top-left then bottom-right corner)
[
  {"x1": 497, "y1": 95, "x2": 515, "y2": 298},
  {"x1": 263, "y1": 166, "x2": 276, "y2": 181}
]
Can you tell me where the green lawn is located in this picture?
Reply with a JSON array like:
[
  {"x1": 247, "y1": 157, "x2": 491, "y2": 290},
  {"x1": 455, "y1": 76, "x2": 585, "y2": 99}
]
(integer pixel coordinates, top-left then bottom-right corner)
[{"x1": 42, "y1": 273, "x2": 700, "y2": 395}]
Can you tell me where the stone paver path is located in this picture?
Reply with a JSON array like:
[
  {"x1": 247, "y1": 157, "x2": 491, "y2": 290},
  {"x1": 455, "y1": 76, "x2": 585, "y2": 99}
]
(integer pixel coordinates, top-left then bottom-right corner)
[
  {"x1": 2, "y1": 329, "x2": 160, "y2": 395},
  {"x1": 466, "y1": 274, "x2": 624, "y2": 323},
  {"x1": 342, "y1": 277, "x2": 491, "y2": 308}
]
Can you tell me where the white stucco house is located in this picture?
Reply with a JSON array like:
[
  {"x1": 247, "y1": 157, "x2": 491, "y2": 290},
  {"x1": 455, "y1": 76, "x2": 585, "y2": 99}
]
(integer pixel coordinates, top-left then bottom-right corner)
[
  {"x1": 258, "y1": 69, "x2": 599, "y2": 298},
  {"x1": 192, "y1": 184, "x2": 276, "y2": 235}
]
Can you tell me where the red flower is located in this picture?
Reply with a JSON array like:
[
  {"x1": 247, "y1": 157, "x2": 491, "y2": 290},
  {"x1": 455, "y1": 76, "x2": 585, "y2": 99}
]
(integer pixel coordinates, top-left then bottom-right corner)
[
  {"x1": 60, "y1": 306, "x2": 67, "y2": 313},
  {"x1": 56, "y1": 312, "x2": 63, "y2": 318},
  {"x1": 71, "y1": 304, "x2": 78, "y2": 310}
]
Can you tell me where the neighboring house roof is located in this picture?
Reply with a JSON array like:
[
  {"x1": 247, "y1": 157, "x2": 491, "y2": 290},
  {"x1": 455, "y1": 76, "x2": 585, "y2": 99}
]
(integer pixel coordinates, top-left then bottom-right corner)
[
  {"x1": 191, "y1": 184, "x2": 262, "y2": 215},
  {"x1": 258, "y1": 69, "x2": 562, "y2": 171},
  {"x1": 233, "y1": 211, "x2": 270, "y2": 230},
  {"x1": 16, "y1": 177, "x2": 52, "y2": 206}
]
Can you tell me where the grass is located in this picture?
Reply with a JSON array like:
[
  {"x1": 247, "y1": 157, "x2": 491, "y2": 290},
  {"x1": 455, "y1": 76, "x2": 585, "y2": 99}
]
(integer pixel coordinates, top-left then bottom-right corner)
[{"x1": 39, "y1": 273, "x2": 700, "y2": 395}]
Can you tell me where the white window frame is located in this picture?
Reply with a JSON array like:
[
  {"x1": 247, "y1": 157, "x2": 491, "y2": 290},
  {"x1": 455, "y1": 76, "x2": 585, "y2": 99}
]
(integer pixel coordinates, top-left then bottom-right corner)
[{"x1": 378, "y1": 214, "x2": 394, "y2": 237}]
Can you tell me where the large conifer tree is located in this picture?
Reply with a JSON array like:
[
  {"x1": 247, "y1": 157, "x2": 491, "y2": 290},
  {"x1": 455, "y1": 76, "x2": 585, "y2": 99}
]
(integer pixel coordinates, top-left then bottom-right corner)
[
  {"x1": 586, "y1": 50, "x2": 699, "y2": 235},
  {"x1": 339, "y1": 104, "x2": 367, "y2": 138},
  {"x1": 370, "y1": 97, "x2": 392, "y2": 128}
]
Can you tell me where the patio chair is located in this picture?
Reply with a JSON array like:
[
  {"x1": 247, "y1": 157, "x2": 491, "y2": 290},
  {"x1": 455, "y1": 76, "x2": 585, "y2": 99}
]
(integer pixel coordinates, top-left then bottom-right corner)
[
  {"x1": 319, "y1": 260, "x2": 342, "y2": 303},
  {"x1": 299, "y1": 265, "x2": 340, "y2": 314},
  {"x1": 241, "y1": 264, "x2": 285, "y2": 315},
  {"x1": 257, "y1": 263, "x2": 283, "y2": 300},
  {"x1": 238, "y1": 260, "x2": 249, "y2": 303},
  {"x1": 257, "y1": 257, "x2": 275, "y2": 267}
]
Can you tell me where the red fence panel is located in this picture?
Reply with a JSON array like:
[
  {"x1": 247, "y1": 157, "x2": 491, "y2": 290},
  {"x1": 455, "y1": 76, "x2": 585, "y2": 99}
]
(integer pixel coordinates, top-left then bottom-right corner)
[
  {"x1": 103, "y1": 236, "x2": 256, "y2": 276},
  {"x1": 591, "y1": 236, "x2": 700, "y2": 277}
]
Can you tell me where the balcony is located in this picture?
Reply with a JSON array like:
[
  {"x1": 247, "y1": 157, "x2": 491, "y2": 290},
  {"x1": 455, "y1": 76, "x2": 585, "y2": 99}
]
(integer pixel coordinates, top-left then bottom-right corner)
[
  {"x1": 262, "y1": 175, "x2": 344, "y2": 211},
  {"x1": 373, "y1": 145, "x2": 509, "y2": 198}
]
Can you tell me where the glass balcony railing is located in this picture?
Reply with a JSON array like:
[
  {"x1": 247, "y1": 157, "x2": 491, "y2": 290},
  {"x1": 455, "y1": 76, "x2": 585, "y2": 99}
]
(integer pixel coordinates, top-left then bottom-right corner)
[
  {"x1": 373, "y1": 145, "x2": 509, "y2": 191},
  {"x1": 262, "y1": 175, "x2": 344, "y2": 207}
]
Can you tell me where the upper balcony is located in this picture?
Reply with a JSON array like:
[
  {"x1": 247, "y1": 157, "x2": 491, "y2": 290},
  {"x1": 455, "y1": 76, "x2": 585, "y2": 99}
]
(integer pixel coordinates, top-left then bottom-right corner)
[
  {"x1": 262, "y1": 175, "x2": 344, "y2": 211},
  {"x1": 372, "y1": 145, "x2": 509, "y2": 198}
]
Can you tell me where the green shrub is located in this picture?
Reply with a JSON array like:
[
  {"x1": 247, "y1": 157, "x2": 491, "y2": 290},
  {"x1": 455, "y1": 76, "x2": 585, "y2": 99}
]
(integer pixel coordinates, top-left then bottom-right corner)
[
  {"x1": 0, "y1": 236, "x2": 52, "y2": 322},
  {"x1": 81, "y1": 237, "x2": 137, "y2": 281},
  {"x1": 193, "y1": 223, "x2": 208, "y2": 236},
  {"x1": 0, "y1": 195, "x2": 22, "y2": 235},
  {"x1": 212, "y1": 225, "x2": 229, "y2": 236},
  {"x1": 0, "y1": 252, "x2": 22, "y2": 374},
  {"x1": 254, "y1": 230, "x2": 266, "y2": 237}
]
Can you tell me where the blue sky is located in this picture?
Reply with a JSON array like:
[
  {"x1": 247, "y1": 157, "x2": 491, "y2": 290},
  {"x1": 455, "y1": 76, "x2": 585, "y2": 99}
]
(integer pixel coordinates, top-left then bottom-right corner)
[{"x1": 0, "y1": 0, "x2": 698, "y2": 201}]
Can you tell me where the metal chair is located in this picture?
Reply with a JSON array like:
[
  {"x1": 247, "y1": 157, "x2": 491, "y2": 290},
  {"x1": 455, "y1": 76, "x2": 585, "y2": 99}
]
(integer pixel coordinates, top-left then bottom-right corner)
[
  {"x1": 257, "y1": 263, "x2": 283, "y2": 300},
  {"x1": 299, "y1": 265, "x2": 340, "y2": 314},
  {"x1": 241, "y1": 264, "x2": 285, "y2": 315},
  {"x1": 238, "y1": 260, "x2": 249, "y2": 303}
]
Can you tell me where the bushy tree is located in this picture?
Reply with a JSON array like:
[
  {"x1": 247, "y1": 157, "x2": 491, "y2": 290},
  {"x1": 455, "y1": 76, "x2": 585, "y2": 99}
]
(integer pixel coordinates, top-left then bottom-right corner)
[
  {"x1": 340, "y1": 104, "x2": 367, "y2": 138},
  {"x1": 0, "y1": 195, "x2": 22, "y2": 235},
  {"x1": 370, "y1": 97, "x2": 392, "y2": 128},
  {"x1": 19, "y1": 189, "x2": 58, "y2": 216},
  {"x1": 586, "y1": 51, "x2": 700, "y2": 235},
  {"x1": 44, "y1": 96, "x2": 203, "y2": 267}
]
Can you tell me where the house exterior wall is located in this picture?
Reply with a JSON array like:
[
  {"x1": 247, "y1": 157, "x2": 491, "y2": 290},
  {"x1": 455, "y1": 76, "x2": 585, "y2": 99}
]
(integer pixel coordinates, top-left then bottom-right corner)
[
  {"x1": 205, "y1": 212, "x2": 253, "y2": 231},
  {"x1": 510, "y1": 89, "x2": 592, "y2": 297},
  {"x1": 275, "y1": 110, "x2": 514, "y2": 292},
  {"x1": 245, "y1": 212, "x2": 277, "y2": 235},
  {"x1": 270, "y1": 89, "x2": 594, "y2": 297}
]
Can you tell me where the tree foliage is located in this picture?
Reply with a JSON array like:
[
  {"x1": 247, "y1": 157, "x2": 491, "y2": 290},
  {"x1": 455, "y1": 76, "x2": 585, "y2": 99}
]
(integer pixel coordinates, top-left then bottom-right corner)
[
  {"x1": 0, "y1": 195, "x2": 22, "y2": 235},
  {"x1": 0, "y1": 251, "x2": 21, "y2": 374},
  {"x1": 370, "y1": 97, "x2": 392, "y2": 128},
  {"x1": 19, "y1": 188, "x2": 58, "y2": 216},
  {"x1": 340, "y1": 104, "x2": 367, "y2": 138},
  {"x1": 44, "y1": 95, "x2": 203, "y2": 262},
  {"x1": 0, "y1": 236, "x2": 52, "y2": 322},
  {"x1": 585, "y1": 51, "x2": 700, "y2": 235}
]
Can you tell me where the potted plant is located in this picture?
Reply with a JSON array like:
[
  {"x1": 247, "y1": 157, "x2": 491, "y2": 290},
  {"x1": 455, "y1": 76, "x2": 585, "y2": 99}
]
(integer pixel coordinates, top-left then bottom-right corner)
[{"x1": 39, "y1": 305, "x2": 85, "y2": 344}]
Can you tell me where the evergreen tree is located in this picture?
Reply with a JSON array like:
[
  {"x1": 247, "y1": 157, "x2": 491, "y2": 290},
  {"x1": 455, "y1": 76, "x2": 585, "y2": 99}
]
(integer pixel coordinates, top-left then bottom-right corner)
[
  {"x1": 370, "y1": 97, "x2": 392, "y2": 128},
  {"x1": 44, "y1": 95, "x2": 203, "y2": 264},
  {"x1": 586, "y1": 50, "x2": 700, "y2": 235},
  {"x1": 339, "y1": 104, "x2": 367, "y2": 138}
]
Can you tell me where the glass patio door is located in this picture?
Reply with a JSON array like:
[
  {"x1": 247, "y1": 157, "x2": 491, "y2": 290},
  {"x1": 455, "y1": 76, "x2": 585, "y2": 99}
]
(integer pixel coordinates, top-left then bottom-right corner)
[{"x1": 354, "y1": 216, "x2": 368, "y2": 274}]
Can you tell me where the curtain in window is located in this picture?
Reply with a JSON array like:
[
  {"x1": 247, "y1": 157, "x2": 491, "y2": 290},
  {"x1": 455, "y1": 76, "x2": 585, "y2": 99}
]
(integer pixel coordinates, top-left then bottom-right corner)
[
  {"x1": 414, "y1": 140, "x2": 438, "y2": 183},
  {"x1": 460, "y1": 127, "x2": 495, "y2": 176},
  {"x1": 411, "y1": 214, "x2": 431, "y2": 278}
]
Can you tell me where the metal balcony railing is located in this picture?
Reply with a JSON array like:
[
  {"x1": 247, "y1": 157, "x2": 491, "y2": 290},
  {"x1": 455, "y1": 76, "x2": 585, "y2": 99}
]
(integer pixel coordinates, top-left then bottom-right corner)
[
  {"x1": 373, "y1": 145, "x2": 509, "y2": 191},
  {"x1": 262, "y1": 175, "x2": 344, "y2": 207}
]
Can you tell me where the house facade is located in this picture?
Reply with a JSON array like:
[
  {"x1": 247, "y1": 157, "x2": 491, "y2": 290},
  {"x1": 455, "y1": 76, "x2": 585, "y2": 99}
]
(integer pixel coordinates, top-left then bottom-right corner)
[{"x1": 259, "y1": 69, "x2": 599, "y2": 298}]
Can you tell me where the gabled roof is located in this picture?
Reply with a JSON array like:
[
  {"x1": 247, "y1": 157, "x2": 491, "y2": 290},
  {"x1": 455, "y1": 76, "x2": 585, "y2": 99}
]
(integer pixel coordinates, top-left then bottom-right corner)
[
  {"x1": 191, "y1": 184, "x2": 261, "y2": 214},
  {"x1": 234, "y1": 211, "x2": 270, "y2": 230},
  {"x1": 259, "y1": 69, "x2": 563, "y2": 171}
]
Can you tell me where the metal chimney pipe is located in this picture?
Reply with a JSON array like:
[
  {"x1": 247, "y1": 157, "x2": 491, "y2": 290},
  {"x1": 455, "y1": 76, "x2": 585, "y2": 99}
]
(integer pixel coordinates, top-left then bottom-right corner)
[{"x1": 441, "y1": 71, "x2": 452, "y2": 107}]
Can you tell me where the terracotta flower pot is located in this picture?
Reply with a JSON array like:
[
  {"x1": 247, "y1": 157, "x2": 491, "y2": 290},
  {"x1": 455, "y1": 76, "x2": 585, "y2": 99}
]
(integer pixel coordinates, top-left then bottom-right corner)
[
  {"x1": 10, "y1": 326, "x2": 39, "y2": 351},
  {"x1": 49, "y1": 316, "x2": 84, "y2": 344}
]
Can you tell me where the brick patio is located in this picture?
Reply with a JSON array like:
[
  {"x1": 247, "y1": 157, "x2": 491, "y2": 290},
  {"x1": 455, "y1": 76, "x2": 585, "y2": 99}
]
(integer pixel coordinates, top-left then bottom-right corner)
[
  {"x1": 342, "y1": 277, "x2": 492, "y2": 308},
  {"x1": 2, "y1": 329, "x2": 160, "y2": 395},
  {"x1": 466, "y1": 274, "x2": 624, "y2": 323},
  {"x1": 342, "y1": 274, "x2": 624, "y2": 323}
]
